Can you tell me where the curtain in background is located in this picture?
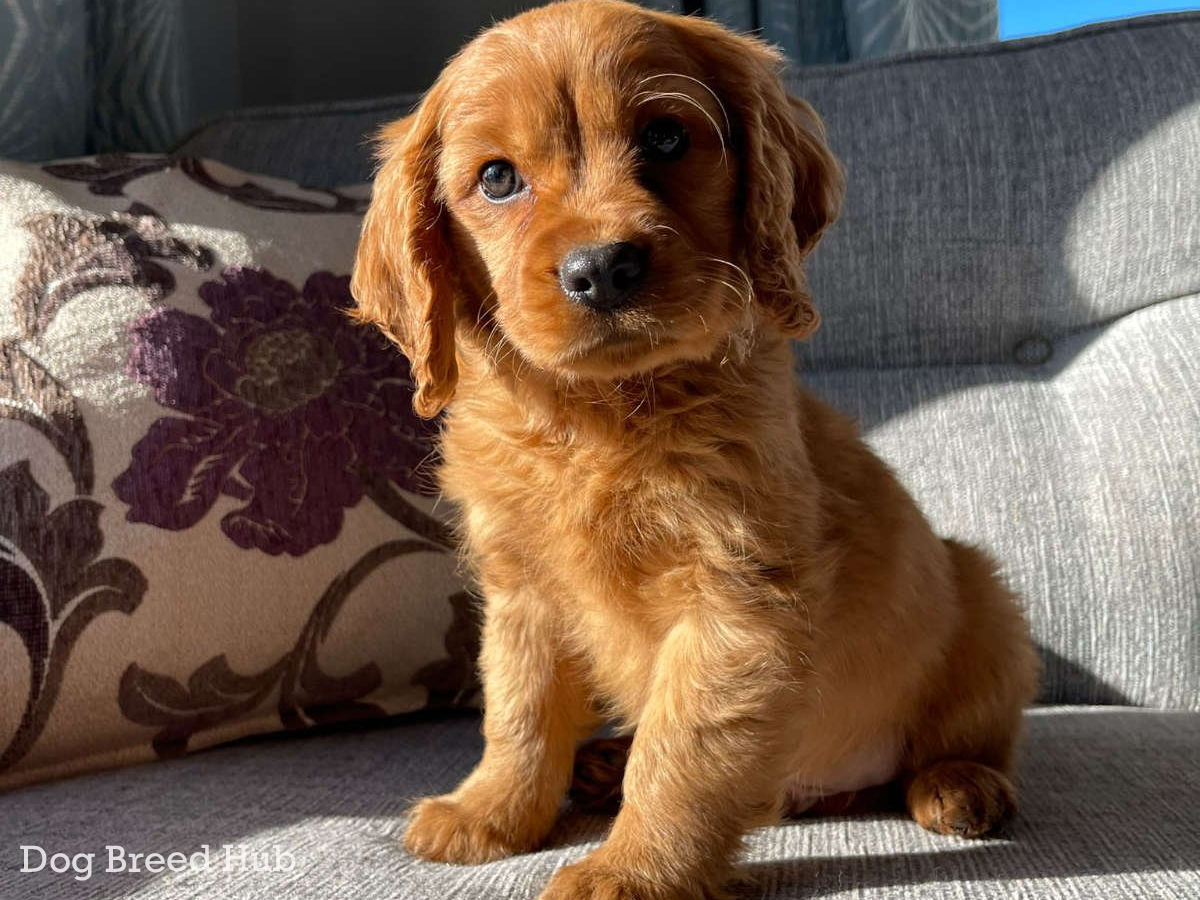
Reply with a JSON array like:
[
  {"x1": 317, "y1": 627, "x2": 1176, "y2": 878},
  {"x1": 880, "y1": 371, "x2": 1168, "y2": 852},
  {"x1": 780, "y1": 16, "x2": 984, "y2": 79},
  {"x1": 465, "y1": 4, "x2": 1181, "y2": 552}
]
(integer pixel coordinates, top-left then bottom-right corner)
[
  {"x1": 0, "y1": 0, "x2": 192, "y2": 159},
  {"x1": 0, "y1": 0, "x2": 997, "y2": 161},
  {"x1": 642, "y1": 0, "x2": 999, "y2": 63},
  {"x1": 0, "y1": 0, "x2": 90, "y2": 159},
  {"x1": 87, "y1": 0, "x2": 193, "y2": 155}
]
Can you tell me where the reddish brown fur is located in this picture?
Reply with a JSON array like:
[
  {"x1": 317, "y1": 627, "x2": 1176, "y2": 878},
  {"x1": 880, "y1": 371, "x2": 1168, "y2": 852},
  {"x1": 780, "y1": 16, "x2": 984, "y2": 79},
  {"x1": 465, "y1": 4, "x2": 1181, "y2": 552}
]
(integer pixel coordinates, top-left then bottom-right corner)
[{"x1": 351, "y1": 2, "x2": 1039, "y2": 898}]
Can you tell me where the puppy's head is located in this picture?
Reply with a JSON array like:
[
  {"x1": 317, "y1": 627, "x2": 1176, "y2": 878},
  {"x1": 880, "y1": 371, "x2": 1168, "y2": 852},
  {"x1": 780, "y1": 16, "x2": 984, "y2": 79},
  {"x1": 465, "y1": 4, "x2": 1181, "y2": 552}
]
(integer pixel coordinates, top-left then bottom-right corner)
[{"x1": 352, "y1": 0, "x2": 842, "y2": 417}]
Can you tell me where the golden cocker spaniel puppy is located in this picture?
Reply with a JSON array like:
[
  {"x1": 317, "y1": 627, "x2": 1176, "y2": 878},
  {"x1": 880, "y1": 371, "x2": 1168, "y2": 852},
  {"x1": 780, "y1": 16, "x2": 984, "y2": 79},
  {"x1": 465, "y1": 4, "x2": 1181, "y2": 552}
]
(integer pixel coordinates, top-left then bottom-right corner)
[{"x1": 352, "y1": 2, "x2": 1039, "y2": 898}]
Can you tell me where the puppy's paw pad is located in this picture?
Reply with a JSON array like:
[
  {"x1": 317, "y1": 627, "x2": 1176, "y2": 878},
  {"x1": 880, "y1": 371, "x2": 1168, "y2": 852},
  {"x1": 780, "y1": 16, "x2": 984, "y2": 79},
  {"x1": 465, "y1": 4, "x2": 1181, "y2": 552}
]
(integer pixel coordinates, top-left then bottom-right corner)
[
  {"x1": 908, "y1": 761, "x2": 1015, "y2": 839},
  {"x1": 403, "y1": 796, "x2": 524, "y2": 864}
]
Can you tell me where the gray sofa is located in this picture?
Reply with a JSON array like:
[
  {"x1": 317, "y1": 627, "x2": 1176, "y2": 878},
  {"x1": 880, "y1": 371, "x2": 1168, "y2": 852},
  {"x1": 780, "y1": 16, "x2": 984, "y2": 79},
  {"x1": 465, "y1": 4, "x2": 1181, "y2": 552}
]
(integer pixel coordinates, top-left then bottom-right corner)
[{"x1": 4, "y1": 12, "x2": 1198, "y2": 899}]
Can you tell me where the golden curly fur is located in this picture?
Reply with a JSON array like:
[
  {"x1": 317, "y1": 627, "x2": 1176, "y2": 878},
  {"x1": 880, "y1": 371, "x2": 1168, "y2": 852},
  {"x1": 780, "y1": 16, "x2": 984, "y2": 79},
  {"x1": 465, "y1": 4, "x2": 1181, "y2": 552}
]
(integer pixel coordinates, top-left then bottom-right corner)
[{"x1": 351, "y1": 2, "x2": 1039, "y2": 897}]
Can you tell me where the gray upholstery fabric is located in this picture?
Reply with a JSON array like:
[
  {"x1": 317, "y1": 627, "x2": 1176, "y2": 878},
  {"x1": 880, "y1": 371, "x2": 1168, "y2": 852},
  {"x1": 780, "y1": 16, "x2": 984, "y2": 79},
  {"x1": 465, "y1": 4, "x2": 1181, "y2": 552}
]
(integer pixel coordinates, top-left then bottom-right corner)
[
  {"x1": 172, "y1": 13, "x2": 1200, "y2": 712},
  {"x1": 806, "y1": 296, "x2": 1200, "y2": 710},
  {"x1": 174, "y1": 94, "x2": 421, "y2": 190},
  {"x1": 1, "y1": 708, "x2": 1197, "y2": 898},
  {"x1": 794, "y1": 12, "x2": 1200, "y2": 710},
  {"x1": 796, "y1": 12, "x2": 1200, "y2": 370}
]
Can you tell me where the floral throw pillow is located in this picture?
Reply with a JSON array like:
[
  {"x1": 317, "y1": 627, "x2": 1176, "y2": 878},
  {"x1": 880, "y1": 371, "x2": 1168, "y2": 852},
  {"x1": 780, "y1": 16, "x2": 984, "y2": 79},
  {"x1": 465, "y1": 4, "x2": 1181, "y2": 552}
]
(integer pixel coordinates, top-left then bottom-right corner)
[{"x1": 0, "y1": 155, "x2": 478, "y2": 790}]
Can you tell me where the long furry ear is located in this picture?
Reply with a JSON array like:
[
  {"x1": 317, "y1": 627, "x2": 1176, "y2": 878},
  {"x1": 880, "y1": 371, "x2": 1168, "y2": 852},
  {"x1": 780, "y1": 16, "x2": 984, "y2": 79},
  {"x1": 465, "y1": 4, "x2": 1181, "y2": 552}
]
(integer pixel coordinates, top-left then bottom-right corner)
[
  {"x1": 674, "y1": 20, "x2": 844, "y2": 339},
  {"x1": 350, "y1": 89, "x2": 460, "y2": 418}
]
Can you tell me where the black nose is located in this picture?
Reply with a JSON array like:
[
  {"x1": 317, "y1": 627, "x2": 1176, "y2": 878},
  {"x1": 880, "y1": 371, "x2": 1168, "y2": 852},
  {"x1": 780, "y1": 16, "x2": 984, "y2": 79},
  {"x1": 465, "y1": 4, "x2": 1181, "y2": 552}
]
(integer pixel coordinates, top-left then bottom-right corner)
[{"x1": 558, "y1": 242, "x2": 647, "y2": 312}]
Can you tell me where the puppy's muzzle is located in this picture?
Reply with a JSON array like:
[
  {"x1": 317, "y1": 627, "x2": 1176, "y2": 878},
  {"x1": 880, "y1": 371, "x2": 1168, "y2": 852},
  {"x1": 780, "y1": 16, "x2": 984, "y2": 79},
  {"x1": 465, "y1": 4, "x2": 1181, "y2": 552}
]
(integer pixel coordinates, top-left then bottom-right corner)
[{"x1": 558, "y1": 242, "x2": 647, "y2": 313}]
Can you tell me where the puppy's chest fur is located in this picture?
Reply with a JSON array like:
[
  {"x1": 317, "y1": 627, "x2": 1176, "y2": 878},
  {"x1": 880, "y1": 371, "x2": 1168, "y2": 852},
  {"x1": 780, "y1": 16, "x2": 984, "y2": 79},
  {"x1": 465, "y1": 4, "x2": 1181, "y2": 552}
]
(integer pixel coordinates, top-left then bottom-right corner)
[{"x1": 441, "y1": 381, "x2": 803, "y2": 719}]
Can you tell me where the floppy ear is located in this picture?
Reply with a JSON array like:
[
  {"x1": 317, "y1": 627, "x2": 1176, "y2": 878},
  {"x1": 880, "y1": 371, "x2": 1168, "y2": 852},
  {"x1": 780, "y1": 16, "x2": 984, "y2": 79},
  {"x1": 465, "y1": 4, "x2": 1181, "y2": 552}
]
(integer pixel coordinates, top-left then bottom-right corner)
[
  {"x1": 350, "y1": 88, "x2": 460, "y2": 418},
  {"x1": 678, "y1": 22, "x2": 844, "y2": 338}
]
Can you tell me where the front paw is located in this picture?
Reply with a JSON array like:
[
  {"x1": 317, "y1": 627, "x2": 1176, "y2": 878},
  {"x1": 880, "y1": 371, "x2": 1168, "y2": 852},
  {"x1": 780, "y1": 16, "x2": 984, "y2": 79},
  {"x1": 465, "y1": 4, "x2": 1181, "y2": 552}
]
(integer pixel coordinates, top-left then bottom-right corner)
[
  {"x1": 540, "y1": 860, "x2": 699, "y2": 900},
  {"x1": 404, "y1": 795, "x2": 532, "y2": 864}
]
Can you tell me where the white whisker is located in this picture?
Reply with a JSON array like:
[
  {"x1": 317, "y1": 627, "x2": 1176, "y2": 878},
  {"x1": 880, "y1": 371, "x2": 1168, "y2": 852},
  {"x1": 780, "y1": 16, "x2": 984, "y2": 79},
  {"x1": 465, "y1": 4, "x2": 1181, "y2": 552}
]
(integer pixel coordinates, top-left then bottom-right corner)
[
  {"x1": 700, "y1": 256, "x2": 754, "y2": 305},
  {"x1": 636, "y1": 72, "x2": 731, "y2": 135},
  {"x1": 695, "y1": 275, "x2": 745, "y2": 320},
  {"x1": 681, "y1": 301, "x2": 710, "y2": 334}
]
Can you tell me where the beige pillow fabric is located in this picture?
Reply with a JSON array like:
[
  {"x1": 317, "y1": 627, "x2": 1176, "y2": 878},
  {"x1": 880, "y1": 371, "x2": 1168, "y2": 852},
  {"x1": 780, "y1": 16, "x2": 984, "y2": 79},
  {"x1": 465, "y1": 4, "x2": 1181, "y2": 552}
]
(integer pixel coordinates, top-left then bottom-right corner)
[{"x1": 0, "y1": 155, "x2": 477, "y2": 790}]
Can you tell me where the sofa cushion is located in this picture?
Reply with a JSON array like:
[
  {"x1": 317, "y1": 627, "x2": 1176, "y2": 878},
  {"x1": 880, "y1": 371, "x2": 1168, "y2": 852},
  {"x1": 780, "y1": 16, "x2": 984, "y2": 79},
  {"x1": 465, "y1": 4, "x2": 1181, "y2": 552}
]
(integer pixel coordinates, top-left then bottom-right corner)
[
  {"x1": 0, "y1": 156, "x2": 475, "y2": 791},
  {"x1": 1, "y1": 707, "x2": 1196, "y2": 898}
]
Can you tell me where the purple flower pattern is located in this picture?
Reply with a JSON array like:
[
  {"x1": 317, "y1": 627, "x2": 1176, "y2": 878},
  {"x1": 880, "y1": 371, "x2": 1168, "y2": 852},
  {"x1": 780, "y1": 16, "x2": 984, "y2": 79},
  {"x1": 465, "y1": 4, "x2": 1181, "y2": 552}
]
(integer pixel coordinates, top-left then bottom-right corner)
[{"x1": 113, "y1": 267, "x2": 438, "y2": 556}]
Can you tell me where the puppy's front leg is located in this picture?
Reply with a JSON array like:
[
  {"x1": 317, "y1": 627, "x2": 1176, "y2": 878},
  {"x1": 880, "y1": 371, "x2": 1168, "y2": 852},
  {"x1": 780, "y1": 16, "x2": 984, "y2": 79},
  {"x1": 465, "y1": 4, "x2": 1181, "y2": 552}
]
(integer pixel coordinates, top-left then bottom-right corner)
[
  {"x1": 405, "y1": 587, "x2": 596, "y2": 864},
  {"x1": 541, "y1": 612, "x2": 796, "y2": 900}
]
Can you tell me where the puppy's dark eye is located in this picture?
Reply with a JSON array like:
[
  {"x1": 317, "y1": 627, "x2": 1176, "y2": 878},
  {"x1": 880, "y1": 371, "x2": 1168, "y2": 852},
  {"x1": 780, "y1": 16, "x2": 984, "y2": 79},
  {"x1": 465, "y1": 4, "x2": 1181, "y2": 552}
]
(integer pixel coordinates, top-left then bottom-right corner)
[
  {"x1": 640, "y1": 117, "x2": 689, "y2": 162},
  {"x1": 479, "y1": 160, "x2": 524, "y2": 201}
]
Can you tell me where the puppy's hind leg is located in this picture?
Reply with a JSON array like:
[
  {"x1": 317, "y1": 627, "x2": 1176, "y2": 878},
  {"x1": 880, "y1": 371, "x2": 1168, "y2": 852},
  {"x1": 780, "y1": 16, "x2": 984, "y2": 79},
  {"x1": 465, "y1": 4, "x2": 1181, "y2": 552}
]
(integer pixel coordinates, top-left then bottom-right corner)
[
  {"x1": 902, "y1": 540, "x2": 1039, "y2": 839},
  {"x1": 904, "y1": 759, "x2": 1016, "y2": 838}
]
